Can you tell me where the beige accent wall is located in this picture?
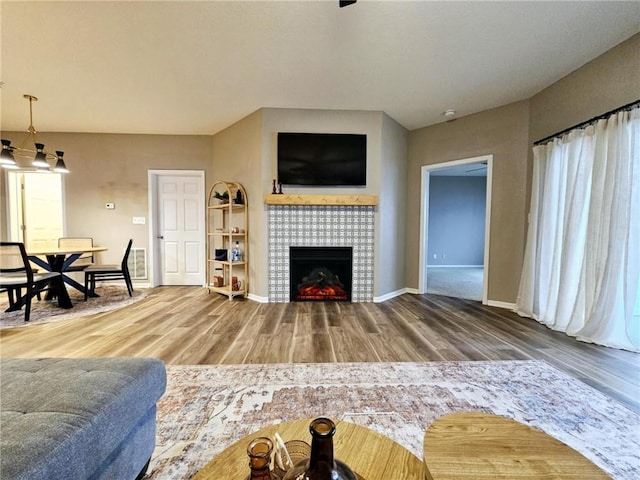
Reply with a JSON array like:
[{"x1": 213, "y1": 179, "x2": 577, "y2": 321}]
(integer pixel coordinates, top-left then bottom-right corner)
[
  {"x1": 529, "y1": 33, "x2": 640, "y2": 143},
  {"x1": 210, "y1": 110, "x2": 265, "y2": 297},
  {"x1": 261, "y1": 108, "x2": 387, "y2": 299},
  {"x1": 1, "y1": 132, "x2": 212, "y2": 270},
  {"x1": 406, "y1": 101, "x2": 530, "y2": 304},
  {"x1": 405, "y1": 33, "x2": 638, "y2": 305},
  {"x1": 210, "y1": 107, "x2": 410, "y2": 299}
]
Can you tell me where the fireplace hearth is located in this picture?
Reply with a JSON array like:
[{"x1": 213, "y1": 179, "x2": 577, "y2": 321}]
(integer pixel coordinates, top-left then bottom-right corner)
[{"x1": 290, "y1": 246, "x2": 352, "y2": 302}]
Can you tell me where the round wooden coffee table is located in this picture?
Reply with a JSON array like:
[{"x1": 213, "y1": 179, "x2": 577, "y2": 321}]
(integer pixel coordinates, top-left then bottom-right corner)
[
  {"x1": 423, "y1": 412, "x2": 610, "y2": 479},
  {"x1": 193, "y1": 418, "x2": 425, "y2": 479}
]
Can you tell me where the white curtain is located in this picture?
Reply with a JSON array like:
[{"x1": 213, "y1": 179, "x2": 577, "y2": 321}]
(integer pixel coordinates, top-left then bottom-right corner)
[{"x1": 516, "y1": 105, "x2": 640, "y2": 352}]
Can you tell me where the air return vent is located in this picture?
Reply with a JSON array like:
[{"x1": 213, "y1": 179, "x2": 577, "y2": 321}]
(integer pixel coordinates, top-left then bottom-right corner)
[{"x1": 127, "y1": 248, "x2": 147, "y2": 279}]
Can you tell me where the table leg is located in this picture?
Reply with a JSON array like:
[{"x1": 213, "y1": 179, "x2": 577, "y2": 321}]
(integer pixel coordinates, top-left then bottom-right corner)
[{"x1": 29, "y1": 254, "x2": 99, "y2": 298}]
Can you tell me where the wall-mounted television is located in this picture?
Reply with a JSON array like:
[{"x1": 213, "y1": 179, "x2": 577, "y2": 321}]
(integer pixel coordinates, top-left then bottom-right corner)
[{"x1": 277, "y1": 132, "x2": 367, "y2": 186}]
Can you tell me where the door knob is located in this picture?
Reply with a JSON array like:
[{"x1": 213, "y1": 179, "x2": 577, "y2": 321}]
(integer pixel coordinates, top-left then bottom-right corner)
[{"x1": 157, "y1": 235, "x2": 164, "y2": 239}]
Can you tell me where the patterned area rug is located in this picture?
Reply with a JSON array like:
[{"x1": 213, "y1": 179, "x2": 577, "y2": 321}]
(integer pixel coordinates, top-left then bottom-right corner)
[
  {"x1": 147, "y1": 360, "x2": 639, "y2": 479},
  {"x1": 0, "y1": 285, "x2": 147, "y2": 328}
]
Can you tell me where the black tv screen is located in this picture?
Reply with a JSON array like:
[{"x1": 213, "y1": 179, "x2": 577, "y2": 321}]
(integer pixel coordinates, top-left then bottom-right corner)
[{"x1": 277, "y1": 132, "x2": 367, "y2": 186}]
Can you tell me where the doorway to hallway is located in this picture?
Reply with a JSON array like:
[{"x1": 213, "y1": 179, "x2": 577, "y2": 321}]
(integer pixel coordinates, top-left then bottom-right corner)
[{"x1": 419, "y1": 155, "x2": 492, "y2": 304}]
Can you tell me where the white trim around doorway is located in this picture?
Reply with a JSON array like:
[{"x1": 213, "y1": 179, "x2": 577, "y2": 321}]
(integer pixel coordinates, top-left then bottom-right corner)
[{"x1": 418, "y1": 154, "x2": 493, "y2": 304}]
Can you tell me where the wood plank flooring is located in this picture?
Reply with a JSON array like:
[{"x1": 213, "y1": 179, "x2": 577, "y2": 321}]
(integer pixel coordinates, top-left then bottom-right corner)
[{"x1": 1, "y1": 286, "x2": 638, "y2": 413}]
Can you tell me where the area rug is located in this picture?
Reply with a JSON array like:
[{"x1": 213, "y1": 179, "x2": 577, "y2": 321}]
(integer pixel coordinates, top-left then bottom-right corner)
[
  {"x1": 147, "y1": 360, "x2": 639, "y2": 479},
  {"x1": 0, "y1": 285, "x2": 147, "y2": 328}
]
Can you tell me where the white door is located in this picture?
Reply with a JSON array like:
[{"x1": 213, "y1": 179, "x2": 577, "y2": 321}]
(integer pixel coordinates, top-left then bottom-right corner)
[
  {"x1": 157, "y1": 175, "x2": 205, "y2": 285},
  {"x1": 7, "y1": 172, "x2": 63, "y2": 249}
]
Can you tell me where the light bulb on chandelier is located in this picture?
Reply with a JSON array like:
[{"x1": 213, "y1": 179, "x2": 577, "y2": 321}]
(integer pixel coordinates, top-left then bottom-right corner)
[{"x1": 1, "y1": 94, "x2": 70, "y2": 173}]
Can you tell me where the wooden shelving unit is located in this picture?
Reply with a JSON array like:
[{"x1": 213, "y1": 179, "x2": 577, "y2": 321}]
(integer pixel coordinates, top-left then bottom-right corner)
[{"x1": 207, "y1": 181, "x2": 248, "y2": 300}]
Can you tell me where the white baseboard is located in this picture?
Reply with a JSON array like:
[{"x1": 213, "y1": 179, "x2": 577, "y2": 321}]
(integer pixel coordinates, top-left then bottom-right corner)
[
  {"x1": 404, "y1": 287, "x2": 422, "y2": 295},
  {"x1": 373, "y1": 288, "x2": 409, "y2": 303},
  {"x1": 248, "y1": 293, "x2": 269, "y2": 303},
  {"x1": 486, "y1": 300, "x2": 516, "y2": 310},
  {"x1": 427, "y1": 265, "x2": 484, "y2": 268}
]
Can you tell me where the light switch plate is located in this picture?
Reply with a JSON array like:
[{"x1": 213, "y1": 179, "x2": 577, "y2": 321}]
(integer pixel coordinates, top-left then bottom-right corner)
[
  {"x1": 105, "y1": 203, "x2": 115, "y2": 210},
  {"x1": 133, "y1": 217, "x2": 146, "y2": 225}
]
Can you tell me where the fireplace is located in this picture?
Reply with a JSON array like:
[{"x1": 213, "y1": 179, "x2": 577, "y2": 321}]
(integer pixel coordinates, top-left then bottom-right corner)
[
  {"x1": 290, "y1": 246, "x2": 353, "y2": 302},
  {"x1": 268, "y1": 204, "x2": 374, "y2": 302}
]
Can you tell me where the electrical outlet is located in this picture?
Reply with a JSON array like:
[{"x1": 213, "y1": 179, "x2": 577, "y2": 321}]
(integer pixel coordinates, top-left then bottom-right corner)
[
  {"x1": 433, "y1": 254, "x2": 437, "y2": 259},
  {"x1": 442, "y1": 253, "x2": 446, "y2": 260},
  {"x1": 132, "y1": 217, "x2": 146, "y2": 225}
]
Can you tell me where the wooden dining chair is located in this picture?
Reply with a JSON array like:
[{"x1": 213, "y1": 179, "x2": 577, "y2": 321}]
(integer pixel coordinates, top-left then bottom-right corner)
[
  {"x1": 0, "y1": 242, "x2": 70, "y2": 321},
  {"x1": 58, "y1": 237, "x2": 95, "y2": 271},
  {"x1": 84, "y1": 239, "x2": 134, "y2": 300}
]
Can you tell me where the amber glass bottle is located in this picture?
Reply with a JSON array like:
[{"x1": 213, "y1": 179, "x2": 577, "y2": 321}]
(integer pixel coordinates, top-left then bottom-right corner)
[
  {"x1": 246, "y1": 437, "x2": 276, "y2": 480},
  {"x1": 281, "y1": 418, "x2": 357, "y2": 480}
]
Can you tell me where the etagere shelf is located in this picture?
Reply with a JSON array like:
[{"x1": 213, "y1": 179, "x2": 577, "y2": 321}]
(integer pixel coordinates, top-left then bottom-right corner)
[{"x1": 206, "y1": 181, "x2": 248, "y2": 300}]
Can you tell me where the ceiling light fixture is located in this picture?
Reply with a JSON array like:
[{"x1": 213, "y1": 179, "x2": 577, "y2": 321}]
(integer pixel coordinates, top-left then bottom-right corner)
[
  {"x1": 1, "y1": 94, "x2": 70, "y2": 173},
  {"x1": 443, "y1": 109, "x2": 456, "y2": 119}
]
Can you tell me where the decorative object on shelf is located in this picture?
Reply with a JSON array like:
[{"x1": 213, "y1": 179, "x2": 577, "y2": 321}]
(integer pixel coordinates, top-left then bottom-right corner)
[
  {"x1": 213, "y1": 190, "x2": 229, "y2": 204},
  {"x1": 272, "y1": 179, "x2": 278, "y2": 194},
  {"x1": 231, "y1": 241, "x2": 242, "y2": 262},
  {"x1": 1, "y1": 94, "x2": 70, "y2": 173},
  {"x1": 245, "y1": 436, "x2": 276, "y2": 480},
  {"x1": 207, "y1": 181, "x2": 248, "y2": 300},
  {"x1": 235, "y1": 188, "x2": 244, "y2": 204},
  {"x1": 278, "y1": 182, "x2": 283, "y2": 194},
  {"x1": 281, "y1": 418, "x2": 357, "y2": 480}
]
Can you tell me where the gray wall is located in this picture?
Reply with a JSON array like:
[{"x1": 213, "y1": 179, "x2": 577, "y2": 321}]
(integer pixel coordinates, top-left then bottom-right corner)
[{"x1": 428, "y1": 176, "x2": 486, "y2": 266}]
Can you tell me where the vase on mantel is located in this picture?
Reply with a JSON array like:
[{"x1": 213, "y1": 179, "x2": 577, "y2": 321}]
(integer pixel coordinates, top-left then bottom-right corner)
[{"x1": 281, "y1": 418, "x2": 357, "y2": 480}]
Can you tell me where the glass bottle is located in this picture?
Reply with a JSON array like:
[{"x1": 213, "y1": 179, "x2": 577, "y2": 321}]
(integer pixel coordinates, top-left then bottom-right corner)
[
  {"x1": 281, "y1": 418, "x2": 357, "y2": 480},
  {"x1": 246, "y1": 436, "x2": 276, "y2": 480},
  {"x1": 232, "y1": 241, "x2": 242, "y2": 262}
]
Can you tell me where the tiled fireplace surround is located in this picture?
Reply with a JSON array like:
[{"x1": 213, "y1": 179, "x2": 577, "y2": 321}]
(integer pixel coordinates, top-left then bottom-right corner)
[{"x1": 268, "y1": 205, "x2": 375, "y2": 302}]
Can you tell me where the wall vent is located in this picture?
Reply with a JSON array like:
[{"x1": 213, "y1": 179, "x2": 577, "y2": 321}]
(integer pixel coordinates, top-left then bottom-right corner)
[{"x1": 127, "y1": 247, "x2": 147, "y2": 280}]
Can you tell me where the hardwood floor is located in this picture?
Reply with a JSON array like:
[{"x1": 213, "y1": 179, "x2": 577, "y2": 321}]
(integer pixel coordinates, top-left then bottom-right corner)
[{"x1": 1, "y1": 286, "x2": 638, "y2": 413}]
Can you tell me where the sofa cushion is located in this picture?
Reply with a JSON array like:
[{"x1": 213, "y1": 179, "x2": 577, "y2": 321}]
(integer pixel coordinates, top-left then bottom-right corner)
[{"x1": 0, "y1": 357, "x2": 166, "y2": 480}]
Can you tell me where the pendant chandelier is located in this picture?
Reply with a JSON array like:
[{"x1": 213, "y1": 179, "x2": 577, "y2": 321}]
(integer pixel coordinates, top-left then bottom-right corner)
[{"x1": 0, "y1": 94, "x2": 69, "y2": 173}]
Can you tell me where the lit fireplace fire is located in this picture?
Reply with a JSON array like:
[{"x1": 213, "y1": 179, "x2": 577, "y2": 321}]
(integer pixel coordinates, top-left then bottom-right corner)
[{"x1": 294, "y1": 267, "x2": 348, "y2": 301}]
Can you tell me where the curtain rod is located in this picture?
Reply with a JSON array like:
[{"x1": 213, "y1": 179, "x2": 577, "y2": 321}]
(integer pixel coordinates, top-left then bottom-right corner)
[{"x1": 533, "y1": 99, "x2": 640, "y2": 146}]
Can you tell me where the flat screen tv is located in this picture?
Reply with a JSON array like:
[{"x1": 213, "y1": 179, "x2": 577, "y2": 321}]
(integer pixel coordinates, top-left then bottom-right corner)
[{"x1": 277, "y1": 132, "x2": 367, "y2": 186}]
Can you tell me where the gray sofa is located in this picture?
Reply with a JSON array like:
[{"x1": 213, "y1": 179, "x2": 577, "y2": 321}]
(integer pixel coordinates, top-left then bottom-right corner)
[{"x1": 0, "y1": 357, "x2": 167, "y2": 480}]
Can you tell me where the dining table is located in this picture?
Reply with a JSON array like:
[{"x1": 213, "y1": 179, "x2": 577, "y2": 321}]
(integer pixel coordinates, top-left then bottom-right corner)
[{"x1": 27, "y1": 245, "x2": 108, "y2": 300}]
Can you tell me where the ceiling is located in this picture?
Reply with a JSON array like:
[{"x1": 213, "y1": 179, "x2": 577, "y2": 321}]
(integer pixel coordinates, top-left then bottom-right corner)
[{"x1": 1, "y1": 1, "x2": 638, "y2": 136}]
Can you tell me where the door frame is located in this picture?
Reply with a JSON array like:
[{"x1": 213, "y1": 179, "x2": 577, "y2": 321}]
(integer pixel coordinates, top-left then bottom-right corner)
[
  {"x1": 418, "y1": 154, "x2": 493, "y2": 304},
  {"x1": 147, "y1": 169, "x2": 206, "y2": 287},
  {"x1": 5, "y1": 171, "x2": 66, "y2": 244}
]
